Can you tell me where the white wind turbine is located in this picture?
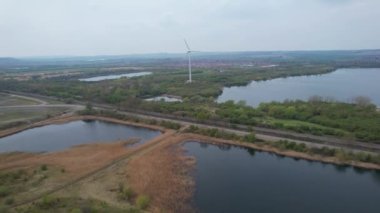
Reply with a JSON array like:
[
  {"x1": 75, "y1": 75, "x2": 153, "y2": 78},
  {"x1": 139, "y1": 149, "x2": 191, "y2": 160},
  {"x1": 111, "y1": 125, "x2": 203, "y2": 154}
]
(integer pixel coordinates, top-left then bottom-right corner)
[{"x1": 184, "y1": 39, "x2": 199, "y2": 83}]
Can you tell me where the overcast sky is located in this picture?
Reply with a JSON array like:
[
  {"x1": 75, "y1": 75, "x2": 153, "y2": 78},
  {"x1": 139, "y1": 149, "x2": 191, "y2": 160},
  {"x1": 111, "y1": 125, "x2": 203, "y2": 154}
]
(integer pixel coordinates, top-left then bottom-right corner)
[{"x1": 0, "y1": 0, "x2": 379, "y2": 57}]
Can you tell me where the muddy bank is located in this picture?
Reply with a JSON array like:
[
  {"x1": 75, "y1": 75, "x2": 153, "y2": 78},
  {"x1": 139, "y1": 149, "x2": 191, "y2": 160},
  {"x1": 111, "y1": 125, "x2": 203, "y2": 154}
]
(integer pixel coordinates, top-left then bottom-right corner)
[{"x1": 2, "y1": 131, "x2": 174, "y2": 208}]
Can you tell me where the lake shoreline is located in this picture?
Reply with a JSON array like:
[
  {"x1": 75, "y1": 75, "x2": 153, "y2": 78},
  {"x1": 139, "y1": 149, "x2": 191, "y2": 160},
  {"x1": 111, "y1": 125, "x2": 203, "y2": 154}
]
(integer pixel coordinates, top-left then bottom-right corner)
[
  {"x1": 218, "y1": 68, "x2": 380, "y2": 107},
  {"x1": 1, "y1": 115, "x2": 379, "y2": 170},
  {"x1": 125, "y1": 132, "x2": 380, "y2": 211},
  {"x1": 79, "y1": 71, "x2": 152, "y2": 82},
  {"x1": 0, "y1": 115, "x2": 165, "y2": 139},
  {"x1": 0, "y1": 115, "x2": 379, "y2": 212},
  {"x1": 180, "y1": 133, "x2": 380, "y2": 171}
]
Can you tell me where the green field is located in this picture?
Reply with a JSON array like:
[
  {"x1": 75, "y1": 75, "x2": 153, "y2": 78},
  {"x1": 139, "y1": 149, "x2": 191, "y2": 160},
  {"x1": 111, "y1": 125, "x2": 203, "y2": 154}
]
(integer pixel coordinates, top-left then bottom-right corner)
[
  {"x1": 0, "y1": 107, "x2": 69, "y2": 130},
  {"x1": 0, "y1": 94, "x2": 40, "y2": 106},
  {"x1": 260, "y1": 117, "x2": 351, "y2": 138}
]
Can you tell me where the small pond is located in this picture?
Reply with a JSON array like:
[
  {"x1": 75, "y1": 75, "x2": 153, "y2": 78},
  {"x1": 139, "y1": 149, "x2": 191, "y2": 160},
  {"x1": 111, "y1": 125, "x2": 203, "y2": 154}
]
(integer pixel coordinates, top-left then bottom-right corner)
[
  {"x1": 184, "y1": 141, "x2": 380, "y2": 213},
  {"x1": 145, "y1": 96, "x2": 182, "y2": 103},
  {"x1": 79, "y1": 72, "x2": 152, "y2": 82},
  {"x1": 0, "y1": 120, "x2": 161, "y2": 153},
  {"x1": 217, "y1": 68, "x2": 380, "y2": 107}
]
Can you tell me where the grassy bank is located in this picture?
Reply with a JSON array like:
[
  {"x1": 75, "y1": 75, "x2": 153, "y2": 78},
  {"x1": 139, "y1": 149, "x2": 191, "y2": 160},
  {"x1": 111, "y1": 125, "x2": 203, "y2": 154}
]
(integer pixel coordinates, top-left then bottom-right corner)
[
  {"x1": 121, "y1": 98, "x2": 380, "y2": 143},
  {"x1": 78, "y1": 108, "x2": 181, "y2": 130},
  {"x1": 8, "y1": 197, "x2": 140, "y2": 213},
  {"x1": 185, "y1": 125, "x2": 380, "y2": 166},
  {"x1": 269, "y1": 140, "x2": 380, "y2": 165},
  {"x1": 184, "y1": 125, "x2": 257, "y2": 143}
]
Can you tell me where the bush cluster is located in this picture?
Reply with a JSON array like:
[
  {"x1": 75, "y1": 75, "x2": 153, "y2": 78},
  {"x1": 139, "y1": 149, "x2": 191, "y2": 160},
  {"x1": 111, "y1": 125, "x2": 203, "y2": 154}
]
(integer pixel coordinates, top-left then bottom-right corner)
[
  {"x1": 272, "y1": 140, "x2": 380, "y2": 165},
  {"x1": 186, "y1": 125, "x2": 256, "y2": 143}
]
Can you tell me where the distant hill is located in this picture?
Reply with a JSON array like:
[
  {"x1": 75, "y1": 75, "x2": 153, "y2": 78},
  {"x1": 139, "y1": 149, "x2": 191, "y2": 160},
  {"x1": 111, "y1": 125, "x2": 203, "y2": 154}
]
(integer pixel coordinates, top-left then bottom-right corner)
[
  {"x1": 0, "y1": 57, "x2": 22, "y2": 66},
  {"x1": 1, "y1": 49, "x2": 379, "y2": 72}
]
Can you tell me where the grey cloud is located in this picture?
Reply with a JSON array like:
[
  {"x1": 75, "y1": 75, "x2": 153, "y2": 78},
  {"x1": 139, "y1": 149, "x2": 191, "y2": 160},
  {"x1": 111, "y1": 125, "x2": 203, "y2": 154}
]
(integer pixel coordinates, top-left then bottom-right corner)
[{"x1": 0, "y1": 0, "x2": 379, "y2": 57}]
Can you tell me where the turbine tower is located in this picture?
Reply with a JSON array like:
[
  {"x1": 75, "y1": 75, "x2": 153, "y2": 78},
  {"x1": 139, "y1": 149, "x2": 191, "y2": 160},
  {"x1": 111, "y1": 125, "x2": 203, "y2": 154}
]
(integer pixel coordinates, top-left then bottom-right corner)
[{"x1": 184, "y1": 39, "x2": 195, "y2": 83}]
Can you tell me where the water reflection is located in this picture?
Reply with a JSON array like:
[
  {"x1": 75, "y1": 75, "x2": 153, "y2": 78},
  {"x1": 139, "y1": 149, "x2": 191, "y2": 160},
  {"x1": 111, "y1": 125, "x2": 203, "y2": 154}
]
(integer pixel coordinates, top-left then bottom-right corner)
[
  {"x1": 334, "y1": 165, "x2": 349, "y2": 173},
  {"x1": 83, "y1": 119, "x2": 95, "y2": 123},
  {"x1": 0, "y1": 120, "x2": 161, "y2": 153},
  {"x1": 79, "y1": 72, "x2": 152, "y2": 82},
  {"x1": 217, "y1": 144, "x2": 232, "y2": 151},
  {"x1": 185, "y1": 141, "x2": 380, "y2": 213},
  {"x1": 218, "y1": 68, "x2": 380, "y2": 107},
  {"x1": 353, "y1": 167, "x2": 368, "y2": 175},
  {"x1": 371, "y1": 171, "x2": 380, "y2": 186},
  {"x1": 246, "y1": 148, "x2": 256, "y2": 157},
  {"x1": 199, "y1": 143, "x2": 209, "y2": 149}
]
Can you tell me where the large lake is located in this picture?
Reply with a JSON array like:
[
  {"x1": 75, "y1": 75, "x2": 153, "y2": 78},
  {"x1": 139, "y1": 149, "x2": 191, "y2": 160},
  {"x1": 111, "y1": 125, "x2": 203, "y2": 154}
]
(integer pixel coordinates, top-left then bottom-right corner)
[
  {"x1": 0, "y1": 120, "x2": 160, "y2": 153},
  {"x1": 184, "y1": 141, "x2": 380, "y2": 213},
  {"x1": 79, "y1": 72, "x2": 152, "y2": 82},
  {"x1": 218, "y1": 68, "x2": 380, "y2": 107}
]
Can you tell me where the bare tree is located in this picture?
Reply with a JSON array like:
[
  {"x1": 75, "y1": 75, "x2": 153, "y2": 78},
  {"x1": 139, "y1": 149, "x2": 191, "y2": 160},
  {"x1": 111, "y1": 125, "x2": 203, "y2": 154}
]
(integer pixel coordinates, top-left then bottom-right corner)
[
  {"x1": 353, "y1": 96, "x2": 372, "y2": 107},
  {"x1": 308, "y1": 95, "x2": 323, "y2": 104}
]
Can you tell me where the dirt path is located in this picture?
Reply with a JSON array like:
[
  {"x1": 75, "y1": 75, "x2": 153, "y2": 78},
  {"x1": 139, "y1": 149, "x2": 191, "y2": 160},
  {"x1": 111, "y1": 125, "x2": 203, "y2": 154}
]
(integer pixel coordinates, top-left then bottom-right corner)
[
  {"x1": 9, "y1": 93, "x2": 48, "y2": 105},
  {"x1": 0, "y1": 104, "x2": 83, "y2": 110},
  {"x1": 0, "y1": 92, "x2": 48, "y2": 105},
  {"x1": 4, "y1": 90, "x2": 380, "y2": 153},
  {"x1": 0, "y1": 92, "x2": 83, "y2": 112}
]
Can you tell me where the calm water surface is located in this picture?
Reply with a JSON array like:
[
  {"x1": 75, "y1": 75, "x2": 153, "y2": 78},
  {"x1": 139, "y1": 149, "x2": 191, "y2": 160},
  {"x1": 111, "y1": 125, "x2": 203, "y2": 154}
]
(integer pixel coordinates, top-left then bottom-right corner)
[
  {"x1": 0, "y1": 120, "x2": 160, "y2": 153},
  {"x1": 184, "y1": 141, "x2": 380, "y2": 213},
  {"x1": 79, "y1": 71, "x2": 152, "y2": 82},
  {"x1": 218, "y1": 68, "x2": 380, "y2": 107}
]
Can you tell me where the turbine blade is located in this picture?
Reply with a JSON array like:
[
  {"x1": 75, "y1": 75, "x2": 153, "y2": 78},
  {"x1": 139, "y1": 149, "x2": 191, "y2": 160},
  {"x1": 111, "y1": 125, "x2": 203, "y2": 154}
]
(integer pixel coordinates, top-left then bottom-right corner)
[{"x1": 184, "y1": 39, "x2": 191, "y2": 51}]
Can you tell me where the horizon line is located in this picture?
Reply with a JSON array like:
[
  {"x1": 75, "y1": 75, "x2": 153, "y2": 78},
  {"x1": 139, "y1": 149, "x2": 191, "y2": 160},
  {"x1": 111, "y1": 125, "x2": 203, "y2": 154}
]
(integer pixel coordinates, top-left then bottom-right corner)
[{"x1": 2, "y1": 48, "x2": 380, "y2": 59}]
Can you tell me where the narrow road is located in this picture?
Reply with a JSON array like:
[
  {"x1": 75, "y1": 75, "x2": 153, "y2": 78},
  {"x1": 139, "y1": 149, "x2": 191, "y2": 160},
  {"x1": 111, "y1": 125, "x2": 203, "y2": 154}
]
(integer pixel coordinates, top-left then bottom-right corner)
[
  {"x1": 3, "y1": 91, "x2": 380, "y2": 207},
  {"x1": 0, "y1": 92, "x2": 48, "y2": 105},
  {"x1": 0, "y1": 92, "x2": 83, "y2": 110},
  {"x1": 115, "y1": 110, "x2": 378, "y2": 153},
  {"x1": 3, "y1": 90, "x2": 380, "y2": 153},
  {"x1": 8, "y1": 93, "x2": 48, "y2": 105},
  {"x1": 0, "y1": 104, "x2": 83, "y2": 110}
]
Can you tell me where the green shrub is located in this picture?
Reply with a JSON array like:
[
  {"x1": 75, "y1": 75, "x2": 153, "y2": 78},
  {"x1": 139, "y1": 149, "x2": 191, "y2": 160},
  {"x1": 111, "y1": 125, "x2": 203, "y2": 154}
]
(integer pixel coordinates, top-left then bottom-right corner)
[
  {"x1": 160, "y1": 121, "x2": 181, "y2": 130},
  {"x1": 118, "y1": 183, "x2": 124, "y2": 193},
  {"x1": 4, "y1": 197, "x2": 14, "y2": 205},
  {"x1": 243, "y1": 133, "x2": 256, "y2": 143},
  {"x1": 373, "y1": 154, "x2": 380, "y2": 164},
  {"x1": 135, "y1": 195, "x2": 150, "y2": 210},
  {"x1": 118, "y1": 183, "x2": 134, "y2": 201},
  {"x1": 70, "y1": 208, "x2": 82, "y2": 213},
  {"x1": 38, "y1": 196, "x2": 57, "y2": 209},
  {"x1": 334, "y1": 149, "x2": 351, "y2": 161},
  {"x1": 0, "y1": 186, "x2": 10, "y2": 197},
  {"x1": 0, "y1": 205, "x2": 9, "y2": 213},
  {"x1": 273, "y1": 122, "x2": 284, "y2": 128},
  {"x1": 310, "y1": 147, "x2": 336, "y2": 157},
  {"x1": 121, "y1": 188, "x2": 134, "y2": 201},
  {"x1": 40, "y1": 165, "x2": 48, "y2": 171},
  {"x1": 11, "y1": 170, "x2": 26, "y2": 180}
]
